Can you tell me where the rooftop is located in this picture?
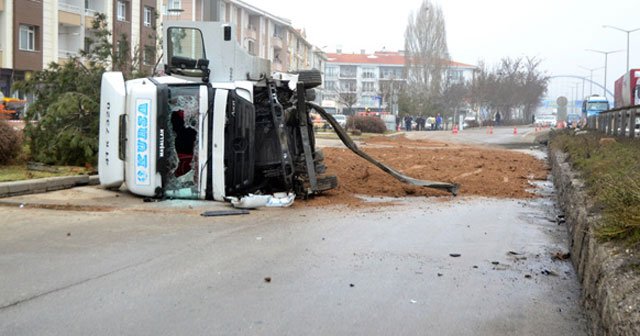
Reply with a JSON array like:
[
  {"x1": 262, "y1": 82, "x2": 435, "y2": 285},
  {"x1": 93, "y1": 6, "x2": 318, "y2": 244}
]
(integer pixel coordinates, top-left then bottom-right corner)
[{"x1": 326, "y1": 51, "x2": 476, "y2": 68}]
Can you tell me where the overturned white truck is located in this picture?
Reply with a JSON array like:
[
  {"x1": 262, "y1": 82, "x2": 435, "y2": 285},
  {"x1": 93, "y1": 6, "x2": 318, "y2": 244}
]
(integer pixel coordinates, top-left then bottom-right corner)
[{"x1": 99, "y1": 21, "x2": 457, "y2": 202}]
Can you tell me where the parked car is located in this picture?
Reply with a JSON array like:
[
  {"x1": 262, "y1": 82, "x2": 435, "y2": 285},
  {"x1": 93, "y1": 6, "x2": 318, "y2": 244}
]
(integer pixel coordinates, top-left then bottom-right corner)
[
  {"x1": 535, "y1": 114, "x2": 557, "y2": 127},
  {"x1": 333, "y1": 114, "x2": 348, "y2": 128}
]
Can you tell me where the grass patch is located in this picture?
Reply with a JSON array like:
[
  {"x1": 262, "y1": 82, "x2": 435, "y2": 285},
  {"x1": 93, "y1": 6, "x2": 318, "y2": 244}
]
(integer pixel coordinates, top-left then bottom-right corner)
[
  {"x1": 0, "y1": 165, "x2": 93, "y2": 183},
  {"x1": 550, "y1": 130, "x2": 640, "y2": 246}
]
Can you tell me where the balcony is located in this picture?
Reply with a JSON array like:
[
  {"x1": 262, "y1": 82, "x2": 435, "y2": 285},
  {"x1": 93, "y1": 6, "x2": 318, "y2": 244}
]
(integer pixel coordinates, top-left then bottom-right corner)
[
  {"x1": 272, "y1": 62, "x2": 286, "y2": 73},
  {"x1": 59, "y1": 2, "x2": 82, "y2": 26},
  {"x1": 244, "y1": 26, "x2": 258, "y2": 41},
  {"x1": 338, "y1": 73, "x2": 357, "y2": 79},
  {"x1": 59, "y1": 1, "x2": 82, "y2": 14},
  {"x1": 84, "y1": 8, "x2": 101, "y2": 27},
  {"x1": 58, "y1": 49, "x2": 79, "y2": 63},
  {"x1": 271, "y1": 35, "x2": 284, "y2": 50}
]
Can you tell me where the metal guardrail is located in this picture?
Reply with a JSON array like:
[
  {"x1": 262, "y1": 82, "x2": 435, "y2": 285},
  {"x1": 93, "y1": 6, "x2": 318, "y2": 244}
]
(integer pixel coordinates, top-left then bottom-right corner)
[{"x1": 587, "y1": 104, "x2": 640, "y2": 138}]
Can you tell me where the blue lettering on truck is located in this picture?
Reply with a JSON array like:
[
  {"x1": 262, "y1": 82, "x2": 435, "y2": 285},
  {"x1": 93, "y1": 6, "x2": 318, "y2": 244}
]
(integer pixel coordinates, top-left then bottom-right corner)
[{"x1": 135, "y1": 99, "x2": 151, "y2": 185}]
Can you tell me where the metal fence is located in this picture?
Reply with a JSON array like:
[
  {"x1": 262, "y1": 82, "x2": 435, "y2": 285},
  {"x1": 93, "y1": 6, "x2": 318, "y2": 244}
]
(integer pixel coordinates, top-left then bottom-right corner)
[{"x1": 587, "y1": 105, "x2": 640, "y2": 139}]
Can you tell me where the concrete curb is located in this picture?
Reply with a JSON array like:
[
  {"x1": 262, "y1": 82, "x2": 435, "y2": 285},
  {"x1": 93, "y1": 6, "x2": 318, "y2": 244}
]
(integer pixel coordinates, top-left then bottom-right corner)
[
  {"x1": 0, "y1": 175, "x2": 99, "y2": 198},
  {"x1": 550, "y1": 149, "x2": 640, "y2": 336}
]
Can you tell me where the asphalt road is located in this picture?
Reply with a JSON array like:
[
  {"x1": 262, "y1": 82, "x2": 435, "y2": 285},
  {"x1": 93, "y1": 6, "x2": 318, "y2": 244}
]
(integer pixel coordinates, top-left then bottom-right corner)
[{"x1": 0, "y1": 126, "x2": 587, "y2": 336}]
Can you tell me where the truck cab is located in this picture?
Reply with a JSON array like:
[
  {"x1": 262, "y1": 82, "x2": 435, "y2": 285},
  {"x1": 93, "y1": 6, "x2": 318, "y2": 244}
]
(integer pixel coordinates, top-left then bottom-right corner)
[{"x1": 582, "y1": 95, "x2": 610, "y2": 117}]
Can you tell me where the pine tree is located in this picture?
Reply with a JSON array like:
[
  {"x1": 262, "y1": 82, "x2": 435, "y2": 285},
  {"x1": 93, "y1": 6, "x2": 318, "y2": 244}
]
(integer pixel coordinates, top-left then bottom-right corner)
[{"x1": 13, "y1": 13, "x2": 153, "y2": 166}]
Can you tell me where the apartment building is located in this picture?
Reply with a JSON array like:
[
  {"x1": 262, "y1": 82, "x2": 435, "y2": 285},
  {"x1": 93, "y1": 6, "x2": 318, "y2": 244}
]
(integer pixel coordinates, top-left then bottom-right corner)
[
  {"x1": 0, "y1": 0, "x2": 160, "y2": 98},
  {"x1": 160, "y1": 0, "x2": 324, "y2": 74},
  {"x1": 324, "y1": 50, "x2": 477, "y2": 114},
  {"x1": 0, "y1": 0, "x2": 323, "y2": 100}
]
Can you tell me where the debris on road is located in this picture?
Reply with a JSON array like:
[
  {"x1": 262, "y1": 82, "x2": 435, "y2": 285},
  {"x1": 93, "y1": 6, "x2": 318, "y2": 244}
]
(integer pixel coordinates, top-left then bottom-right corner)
[
  {"x1": 264, "y1": 277, "x2": 271, "y2": 283},
  {"x1": 200, "y1": 209, "x2": 250, "y2": 217},
  {"x1": 227, "y1": 192, "x2": 296, "y2": 209},
  {"x1": 552, "y1": 251, "x2": 571, "y2": 260},
  {"x1": 449, "y1": 253, "x2": 462, "y2": 258}
]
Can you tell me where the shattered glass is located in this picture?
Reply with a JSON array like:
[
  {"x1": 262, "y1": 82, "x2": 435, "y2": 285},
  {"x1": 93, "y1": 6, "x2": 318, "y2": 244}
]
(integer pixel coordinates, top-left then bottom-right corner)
[{"x1": 164, "y1": 86, "x2": 201, "y2": 199}]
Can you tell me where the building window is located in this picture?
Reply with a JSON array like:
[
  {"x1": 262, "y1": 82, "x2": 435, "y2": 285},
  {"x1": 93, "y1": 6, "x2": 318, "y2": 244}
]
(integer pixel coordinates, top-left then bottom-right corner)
[
  {"x1": 117, "y1": 1, "x2": 127, "y2": 21},
  {"x1": 143, "y1": 45, "x2": 156, "y2": 66},
  {"x1": 247, "y1": 40, "x2": 256, "y2": 56},
  {"x1": 144, "y1": 6, "x2": 153, "y2": 27},
  {"x1": 362, "y1": 82, "x2": 375, "y2": 92},
  {"x1": 448, "y1": 70, "x2": 464, "y2": 82},
  {"x1": 339, "y1": 65, "x2": 357, "y2": 78},
  {"x1": 362, "y1": 68, "x2": 376, "y2": 79},
  {"x1": 168, "y1": 0, "x2": 181, "y2": 15},
  {"x1": 325, "y1": 66, "x2": 339, "y2": 78},
  {"x1": 19, "y1": 25, "x2": 36, "y2": 51}
]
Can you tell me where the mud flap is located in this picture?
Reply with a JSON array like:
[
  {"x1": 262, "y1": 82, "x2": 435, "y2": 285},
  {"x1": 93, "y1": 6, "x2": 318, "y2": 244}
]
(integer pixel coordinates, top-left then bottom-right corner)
[{"x1": 308, "y1": 102, "x2": 459, "y2": 196}]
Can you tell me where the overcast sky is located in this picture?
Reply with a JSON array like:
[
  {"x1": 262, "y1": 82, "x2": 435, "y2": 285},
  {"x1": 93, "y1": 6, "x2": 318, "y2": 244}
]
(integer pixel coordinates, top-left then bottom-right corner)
[{"x1": 244, "y1": 0, "x2": 640, "y2": 100}]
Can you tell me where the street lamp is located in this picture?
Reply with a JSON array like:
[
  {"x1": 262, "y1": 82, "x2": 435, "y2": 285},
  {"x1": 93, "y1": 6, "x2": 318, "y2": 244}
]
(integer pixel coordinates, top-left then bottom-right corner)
[
  {"x1": 603, "y1": 25, "x2": 640, "y2": 72},
  {"x1": 585, "y1": 49, "x2": 623, "y2": 99},
  {"x1": 578, "y1": 65, "x2": 604, "y2": 95}
]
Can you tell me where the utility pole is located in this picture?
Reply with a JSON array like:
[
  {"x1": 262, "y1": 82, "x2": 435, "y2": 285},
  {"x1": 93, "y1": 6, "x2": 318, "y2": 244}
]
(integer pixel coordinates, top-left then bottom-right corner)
[
  {"x1": 603, "y1": 25, "x2": 640, "y2": 72},
  {"x1": 586, "y1": 49, "x2": 623, "y2": 99},
  {"x1": 579, "y1": 66, "x2": 603, "y2": 96}
]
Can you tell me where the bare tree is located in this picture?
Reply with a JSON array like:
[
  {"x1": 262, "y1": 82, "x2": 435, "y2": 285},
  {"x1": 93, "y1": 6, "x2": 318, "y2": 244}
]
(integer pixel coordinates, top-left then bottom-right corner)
[
  {"x1": 440, "y1": 80, "x2": 469, "y2": 123},
  {"x1": 378, "y1": 73, "x2": 405, "y2": 114},
  {"x1": 520, "y1": 57, "x2": 549, "y2": 123},
  {"x1": 402, "y1": 0, "x2": 449, "y2": 116},
  {"x1": 469, "y1": 57, "x2": 548, "y2": 124},
  {"x1": 333, "y1": 82, "x2": 358, "y2": 115}
]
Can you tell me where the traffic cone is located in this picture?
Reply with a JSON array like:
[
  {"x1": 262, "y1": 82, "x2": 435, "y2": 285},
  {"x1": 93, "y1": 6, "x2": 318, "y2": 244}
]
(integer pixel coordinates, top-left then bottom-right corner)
[
  {"x1": 489, "y1": 126, "x2": 493, "y2": 135},
  {"x1": 513, "y1": 127, "x2": 518, "y2": 135},
  {"x1": 452, "y1": 125, "x2": 458, "y2": 135}
]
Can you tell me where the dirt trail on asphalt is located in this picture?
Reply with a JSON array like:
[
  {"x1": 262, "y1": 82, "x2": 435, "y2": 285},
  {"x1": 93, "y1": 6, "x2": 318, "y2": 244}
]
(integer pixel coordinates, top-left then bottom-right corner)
[{"x1": 303, "y1": 134, "x2": 548, "y2": 206}]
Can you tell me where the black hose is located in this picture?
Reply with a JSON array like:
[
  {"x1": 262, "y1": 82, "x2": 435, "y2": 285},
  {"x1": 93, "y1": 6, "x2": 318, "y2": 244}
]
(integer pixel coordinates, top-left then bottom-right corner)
[{"x1": 307, "y1": 102, "x2": 459, "y2": 196}]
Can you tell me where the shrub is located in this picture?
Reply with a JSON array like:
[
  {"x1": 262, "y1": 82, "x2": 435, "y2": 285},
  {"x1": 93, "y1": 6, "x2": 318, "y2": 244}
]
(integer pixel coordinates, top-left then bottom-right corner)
[
  {"x1": 0, "y1": 121, "x2": 22, "y2": 164},
  {"x1": 348, "y1": 116, "x2": 386, "y2": 134}
]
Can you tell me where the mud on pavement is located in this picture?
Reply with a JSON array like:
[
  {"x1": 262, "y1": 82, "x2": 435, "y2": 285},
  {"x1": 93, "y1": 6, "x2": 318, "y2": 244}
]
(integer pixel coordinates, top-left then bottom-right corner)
[{"x1": 304, "y1": 135, "x2": 549, "y2": 207}]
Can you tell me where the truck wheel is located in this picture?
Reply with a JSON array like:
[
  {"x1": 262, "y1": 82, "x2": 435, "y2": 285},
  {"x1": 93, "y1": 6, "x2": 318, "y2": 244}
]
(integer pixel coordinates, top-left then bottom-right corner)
[{"x1": 316, "y1": 175, "x2": 338, "y2": 192}]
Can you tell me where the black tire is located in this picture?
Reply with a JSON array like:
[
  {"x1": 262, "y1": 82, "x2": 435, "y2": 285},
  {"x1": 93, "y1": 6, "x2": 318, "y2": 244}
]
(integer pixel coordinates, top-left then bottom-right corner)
[
  {"x1": 316, "y1": 175, "x2": 338, "y2": 192},
  {"x1": 297, "y1": 69, "x2": 322, "y2": 89}
]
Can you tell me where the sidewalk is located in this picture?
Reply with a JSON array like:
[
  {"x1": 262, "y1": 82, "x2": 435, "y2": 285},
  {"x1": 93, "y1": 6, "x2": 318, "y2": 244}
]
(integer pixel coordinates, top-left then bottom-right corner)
[{"x1": 0, "y1": 175, "x2": 99, "y2": 198}]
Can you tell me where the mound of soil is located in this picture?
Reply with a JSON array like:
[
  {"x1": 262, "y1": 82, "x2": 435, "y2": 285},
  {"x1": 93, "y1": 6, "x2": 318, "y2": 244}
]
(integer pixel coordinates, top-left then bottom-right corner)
[{"x1": 303, "y1": 135, "x2": 548, "y2": 207}]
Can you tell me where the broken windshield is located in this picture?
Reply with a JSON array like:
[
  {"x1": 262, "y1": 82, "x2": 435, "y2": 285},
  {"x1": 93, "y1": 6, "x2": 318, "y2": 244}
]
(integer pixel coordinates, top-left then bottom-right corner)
[{"x1": 164, "y1": 86, "x2": 201, "y2": 199}]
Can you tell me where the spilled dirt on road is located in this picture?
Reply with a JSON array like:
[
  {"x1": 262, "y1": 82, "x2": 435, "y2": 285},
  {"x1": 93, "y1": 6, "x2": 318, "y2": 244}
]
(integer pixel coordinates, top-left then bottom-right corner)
[{"x1": 303, "y1": 134, "x2": 548, "y2": 207}]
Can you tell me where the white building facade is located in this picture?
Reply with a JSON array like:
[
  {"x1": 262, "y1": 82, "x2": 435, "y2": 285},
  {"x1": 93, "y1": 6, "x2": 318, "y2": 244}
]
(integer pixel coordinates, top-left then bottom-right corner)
[{"x1": 325, "y1": 50, "x2": 477, "y2": 114}]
